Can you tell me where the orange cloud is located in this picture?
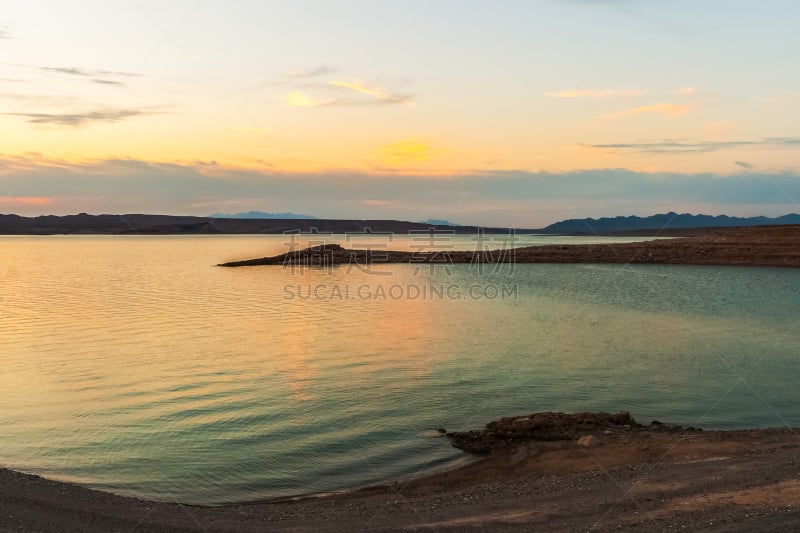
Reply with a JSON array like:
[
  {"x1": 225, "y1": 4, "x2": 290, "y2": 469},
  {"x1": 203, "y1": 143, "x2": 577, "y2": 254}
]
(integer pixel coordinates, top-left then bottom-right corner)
[
  {"x1": 546, "y1": 89, "x2": 645, "y2": 98},
  {"x1": 285, "y1": 91, "x2": 329, "y2": 108},
  {"x1": 329, "y1": 81, "x2": 412, "y2": 104},
  {"x1": 0, "y1": 196, "x2": 54, "y2": 206},
  {"x1": 285, "y1": 82, "x2": 412, "y2": 108},
  {"x1": 361, "y1": 199, "x2": 395, "y2": 206},
  {"x1": 676, "y1": 87, "x2": 697, "y2": 95},
  {"x1": 601, "y1": 102, "x2": 691, "y2": 120},
  {"x1": 374, "y1": 139, "x2": 439, "y2": 166}
]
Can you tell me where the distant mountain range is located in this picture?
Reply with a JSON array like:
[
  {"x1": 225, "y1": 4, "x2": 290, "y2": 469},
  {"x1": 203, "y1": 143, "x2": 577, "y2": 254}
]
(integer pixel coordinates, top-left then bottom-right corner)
[
  {"x1": 211, "y1": 213, "x2": 462, "y2": 226},
  {"x1": 209, "y1": 211, "x2": 316, "y2": 219},
  {"x1": 1, "y1": 211, "x2": 799, "y2": 235},
  {"x1": 543, "y1": 212, "x2": 800, "y2": 234},
  {"x1": 0, "y1": 213, "x2": 503, "y2": 235}
]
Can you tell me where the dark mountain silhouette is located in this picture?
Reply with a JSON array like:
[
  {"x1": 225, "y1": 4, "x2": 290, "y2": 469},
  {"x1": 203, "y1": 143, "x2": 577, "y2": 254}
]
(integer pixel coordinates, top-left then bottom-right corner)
[
  {"x1": 209, "y1": 211, "x2": 316, "y2": 219},
  {"x1": 0, "y1": 213, "x2": 516, "y2": 235},
  {"x1": 2, "y1": 211, "x2": 799, "y2": 235},
  {"x1": 543, "y1": 212, "x2": 800, "y2": 234}
]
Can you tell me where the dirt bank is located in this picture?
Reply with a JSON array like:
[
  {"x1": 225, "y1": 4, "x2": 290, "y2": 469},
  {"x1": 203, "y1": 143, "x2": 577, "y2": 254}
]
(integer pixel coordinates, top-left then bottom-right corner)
[{"x1": 3, "y1": 416, "x2": 799, "y2": 531}]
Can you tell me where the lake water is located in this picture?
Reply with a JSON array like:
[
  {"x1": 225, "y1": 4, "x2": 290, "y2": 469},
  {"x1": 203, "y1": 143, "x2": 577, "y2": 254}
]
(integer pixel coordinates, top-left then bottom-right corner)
[{"x1": 1, "y1": 235, "x2": 799, "y2": 505}]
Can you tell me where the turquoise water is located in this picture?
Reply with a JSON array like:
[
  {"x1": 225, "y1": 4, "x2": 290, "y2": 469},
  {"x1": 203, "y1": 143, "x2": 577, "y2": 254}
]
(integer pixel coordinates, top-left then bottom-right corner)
[{"x1": 1, "y1": 235, "x2": 799, "y2": 505}]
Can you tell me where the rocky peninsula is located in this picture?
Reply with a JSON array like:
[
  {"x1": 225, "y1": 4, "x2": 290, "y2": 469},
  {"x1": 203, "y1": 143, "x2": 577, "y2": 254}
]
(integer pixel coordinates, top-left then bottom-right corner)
[{"x1": 219, "y1": 225, "x2": 800, "y2": 268}]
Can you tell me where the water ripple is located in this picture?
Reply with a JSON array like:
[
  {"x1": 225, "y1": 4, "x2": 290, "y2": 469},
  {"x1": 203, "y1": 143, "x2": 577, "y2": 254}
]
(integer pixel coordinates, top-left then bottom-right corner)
[{"x1": 1, "y1": 236, "x2": 799, "y2": 503}]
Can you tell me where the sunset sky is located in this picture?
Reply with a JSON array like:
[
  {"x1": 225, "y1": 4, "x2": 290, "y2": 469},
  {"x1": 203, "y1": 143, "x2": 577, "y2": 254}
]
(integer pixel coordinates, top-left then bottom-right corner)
[{"x1": 2, "y1": 0, "x2": 799, "y2": 226}]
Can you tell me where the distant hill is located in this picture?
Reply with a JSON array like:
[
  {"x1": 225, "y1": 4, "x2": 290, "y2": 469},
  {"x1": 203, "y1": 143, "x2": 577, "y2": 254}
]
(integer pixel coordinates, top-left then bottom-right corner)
[
  {"x1": 0, "y1": 213, "x2": 518, "y2": 235},
  {"x1": 210, "y1": 211, "x2": 316, "y2": 219},
  {"x1": 4, "y1": 212, "x2": 799, "y2": 236},
  {"x1": 420, "y1": 219, "x2": 460, "y2": 226},
  {"x1": 543, "y1": 212, "x2": 800, "y2": 234}
]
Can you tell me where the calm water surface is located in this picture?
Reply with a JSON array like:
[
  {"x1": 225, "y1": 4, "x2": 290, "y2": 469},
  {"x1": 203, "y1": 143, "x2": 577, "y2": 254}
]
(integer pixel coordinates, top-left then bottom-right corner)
[{"x1": 1, "y1": 235, "x2": 799, "y2": 504}]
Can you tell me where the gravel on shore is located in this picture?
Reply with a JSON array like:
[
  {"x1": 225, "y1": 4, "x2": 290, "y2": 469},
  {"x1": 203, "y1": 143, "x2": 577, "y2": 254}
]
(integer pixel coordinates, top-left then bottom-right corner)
[{"x1": 3, "y1": 426, "x2": 799, "y2": 532}]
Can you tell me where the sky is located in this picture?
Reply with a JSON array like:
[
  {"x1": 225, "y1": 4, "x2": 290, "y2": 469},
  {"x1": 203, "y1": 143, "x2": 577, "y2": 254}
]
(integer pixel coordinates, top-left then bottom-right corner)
[{"x1": 1, "y1": 0, "x2": 800, "y2": 226}]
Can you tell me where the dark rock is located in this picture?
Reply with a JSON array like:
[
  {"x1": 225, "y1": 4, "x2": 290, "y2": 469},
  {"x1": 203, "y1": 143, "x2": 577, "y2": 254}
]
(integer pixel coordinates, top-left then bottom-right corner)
[{"x1": 447, "y1": 411, "x2": 642, "y2": 455}]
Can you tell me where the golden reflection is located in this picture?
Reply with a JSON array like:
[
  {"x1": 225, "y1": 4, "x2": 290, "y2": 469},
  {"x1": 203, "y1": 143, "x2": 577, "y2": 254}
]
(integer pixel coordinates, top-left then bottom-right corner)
[{"x1": 267, "y1": 266, "x2": 447, "y2": 401}]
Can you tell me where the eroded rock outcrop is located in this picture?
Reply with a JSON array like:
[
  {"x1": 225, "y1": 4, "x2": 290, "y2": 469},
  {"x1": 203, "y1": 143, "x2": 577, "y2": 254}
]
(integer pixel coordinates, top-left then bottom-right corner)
[{"x1": 446, "y1": 411, "x2": 704, "y2": 454}]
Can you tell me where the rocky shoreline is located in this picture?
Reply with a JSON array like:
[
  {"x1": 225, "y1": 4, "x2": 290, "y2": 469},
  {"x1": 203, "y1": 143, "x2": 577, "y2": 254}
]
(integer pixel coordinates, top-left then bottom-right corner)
[
  {"x1": 219, "y1": 225, "x2": 800, "y2": 268},
  {"x1": 3, "y1": 411, "x2": 800, "y2": 531},
  {"x1": 444, "y1": 411, "x2": 703, "y2": 454}
]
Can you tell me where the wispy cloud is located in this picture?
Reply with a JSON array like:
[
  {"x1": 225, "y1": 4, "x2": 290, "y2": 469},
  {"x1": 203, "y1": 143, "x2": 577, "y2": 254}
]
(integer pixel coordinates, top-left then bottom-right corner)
[
  {"x1": 0, "y1": 93, "x2": 78, "y2": 106},
  {"x1": 285, "y1": 66, "x2": 336, "y2": 80},
  {"x1": 735, "y1": 161, "x2": 754, "y2": 170},
  {"x1": 373, "y1": 138, "x2": 439, "y2": 166},
  {"x1": 26, "y1": 66, "x2": 140, "y2": 87},
  {"x1": 90, "y1": 79, "x2": 126, "y2": 86},
  {"x1": 546, "y1": 89, "x2": 645, "y2": 98},
  {"x1": 0, "y1": 29, "x2": 11, "y2": 40},
  {"x1": 285, "y1": 81, "x2": 413, "y2": 108},
  {"x1": 767, "y1": 137, "x2": 800, "y2": 146},
  {"x1": 585, "y1": 140, "x2": 750, "y2": 153},
  {"x1": 601, "y1": 102, "x2": 691, "y2": 120},
  {"x1": 584, "y1": 137, "x2": 800, "y2": 154},
  {"x1": 329, "y1": 80, "x2": 412, "y2": 104},
  {"x1": 675, "y1": 87, "x2": 697, "y2": 95},
  {"x1": 284, "y1": 92, "x2": 339, "y2": 108},
  {"x1": 2, "y1": 108, "x2": 155, "y2": 126},
  {"x1": 3, "y1": 155, "x2": 799, "y2": 224},
  {"x1": 39, "y1": 66, "x2": 94, "y2": 76},
  {"x1": 361, "y1": 199, "x2": 396, "y2": 207},
  {"x1": 277, "y1": 66, "x2": 414, "y2": 108},
  {"x1": 38, "y1": 66, "x2": 140, "y2": 78},
  {"x1": 0, "y1": 196, "x2": 54, "y2": 206},
  {"x1": 266, "y1": 66, "x2": 337, "y2": 86}
]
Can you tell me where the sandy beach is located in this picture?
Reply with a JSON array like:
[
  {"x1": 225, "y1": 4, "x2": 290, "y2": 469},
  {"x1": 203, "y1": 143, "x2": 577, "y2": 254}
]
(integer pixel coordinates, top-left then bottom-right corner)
[{"x1": 3, "y1": 418, "x2": 799, "y2": 532}]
